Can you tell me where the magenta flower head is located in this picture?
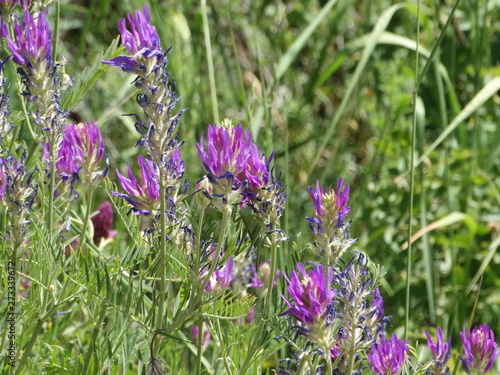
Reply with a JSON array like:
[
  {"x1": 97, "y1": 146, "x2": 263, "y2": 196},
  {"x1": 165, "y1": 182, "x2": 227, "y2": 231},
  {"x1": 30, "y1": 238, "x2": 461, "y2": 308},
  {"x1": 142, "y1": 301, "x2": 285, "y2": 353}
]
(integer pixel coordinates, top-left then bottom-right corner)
[
  {"x1": 66, "y1": 122, "x2": 105, "y2": 170},
  {"x1": 102, "y1": 5, "x2": 163, "y2": 73},
  {"x1": 114, "y1": 155, "x2": 160, "y2": 215},
  {"x1": 426, "y1": 327, "x2": 451, "y2": 363},
  {"x1": 91, "y1": 201, "x2": 117, "y2": 246},
  {"x1": 367, "y1": 334, "x2": 409, "y2": 375},
  {"x1": 3, "y1": 10, "x2": 52, "y2": 73},
  {"x1": 197, "y1": 120, "x2": 270, "y2": 194},
  {"x1": 308, "y1": 178, "x2": 350, "y2": 229},
  {"x1": 204, "y1": 256, "x2": 234, "y2": 293},
  {"x1": 460, "y1": 324, "x2": 500, "y2": 374},
  {"x1": 281, "y1": 263, "x2": 336, "y2": 329},
  {"x1": 42, "y1": 122, "x2": 107, "y2": 185}
]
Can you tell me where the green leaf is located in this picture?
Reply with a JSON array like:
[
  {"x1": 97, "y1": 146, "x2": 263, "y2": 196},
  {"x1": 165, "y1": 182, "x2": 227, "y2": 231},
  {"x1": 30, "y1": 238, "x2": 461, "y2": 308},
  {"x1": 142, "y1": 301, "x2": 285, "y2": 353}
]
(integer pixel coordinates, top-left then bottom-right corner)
[{"x1": 61, "y1": 37, "x2": 120, "y2": 111}]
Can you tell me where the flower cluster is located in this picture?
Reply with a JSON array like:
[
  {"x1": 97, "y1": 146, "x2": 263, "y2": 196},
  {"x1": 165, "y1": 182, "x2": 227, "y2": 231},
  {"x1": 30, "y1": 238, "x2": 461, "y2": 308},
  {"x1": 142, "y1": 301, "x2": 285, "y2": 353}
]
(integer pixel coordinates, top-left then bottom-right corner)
[
  {"x1": 460, "y1": 324, "x2": 500, "y2": 375},
  {"x1": 196, "y1": 120, "x2": 270, "y2": 198},
  {"x1": 282, "y1": 263, "x2": 336, "y2": 339},
  {"x1": 307, "y1": 179, "x2": 357, "y2": 263},
  {"x1": 425, "y1": 327, "x2": 451, "y2": 375},
  {"x1": 102, "y1": 5, "x2": 163, "y2": 74},
  {"x1": 0, "y1": 153, "x2": 37, "y2": 251},
  {"x1": 42, "y1": 122, "x2": 107, "y2": 187},
  {"x1": 367, "y1": 333, "x2": 409, "y2": 375},
  {"x1": 2, "y1": 10, "x2": 51, "y2": 74}
]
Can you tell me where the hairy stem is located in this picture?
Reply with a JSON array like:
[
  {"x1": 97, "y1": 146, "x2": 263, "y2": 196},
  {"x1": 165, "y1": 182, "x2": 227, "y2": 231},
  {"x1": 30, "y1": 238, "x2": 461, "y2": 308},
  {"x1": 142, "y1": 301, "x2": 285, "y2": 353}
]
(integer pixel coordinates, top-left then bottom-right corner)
[{"x1": 79, "y1": 187, "x2": 94, "y2": 251}]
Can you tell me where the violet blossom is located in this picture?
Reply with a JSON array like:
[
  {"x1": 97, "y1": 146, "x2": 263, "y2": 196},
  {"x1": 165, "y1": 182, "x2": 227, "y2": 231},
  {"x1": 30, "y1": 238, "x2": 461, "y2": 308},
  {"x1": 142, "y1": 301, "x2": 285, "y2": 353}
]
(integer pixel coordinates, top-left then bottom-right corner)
[
  {"x1": 42, "y1": 122, "x2": 107, "y2": 186},
  {"x1": 281, "y1": 263, "x2": 336, "y2": 329},
  {"x1": 2, "y1": 10, "x2": 52, "y2": 73},
  {"x1": 114, "y1": 154, "x2": 160, "y2": 215},
  {"x1": 307, "y1": 179, "x2": 357, "y2": 263},
  {"x1": 460, "y1": 324, "x2": 500, "y2": 374},
  {"x1": 102, "y1": 5, "x2": 163, "y2": 73},
  {"x1": 367, "y1": 333, "x2": 409, "y2": 375},
  {"x1": 204, "y1": 256, "x2": 234, "y2": 293},
  {"x1": 196, "y1": 121, "x2": 270, "y2": 193}
]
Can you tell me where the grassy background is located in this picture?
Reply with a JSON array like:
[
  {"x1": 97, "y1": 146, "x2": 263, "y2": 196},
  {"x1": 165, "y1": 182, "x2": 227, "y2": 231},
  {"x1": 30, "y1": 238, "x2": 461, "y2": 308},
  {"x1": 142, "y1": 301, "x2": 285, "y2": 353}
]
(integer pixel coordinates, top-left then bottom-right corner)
[{"x1": 2, "y1": 0, "x2": 500, "y2": 373}]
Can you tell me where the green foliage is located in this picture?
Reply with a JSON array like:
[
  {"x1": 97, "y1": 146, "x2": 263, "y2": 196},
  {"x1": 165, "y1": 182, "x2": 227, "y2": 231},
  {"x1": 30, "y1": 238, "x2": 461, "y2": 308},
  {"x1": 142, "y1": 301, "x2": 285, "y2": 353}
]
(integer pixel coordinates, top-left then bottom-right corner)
[{"x1": 1, "y1": 0, "x2": 500, "y2": 374}]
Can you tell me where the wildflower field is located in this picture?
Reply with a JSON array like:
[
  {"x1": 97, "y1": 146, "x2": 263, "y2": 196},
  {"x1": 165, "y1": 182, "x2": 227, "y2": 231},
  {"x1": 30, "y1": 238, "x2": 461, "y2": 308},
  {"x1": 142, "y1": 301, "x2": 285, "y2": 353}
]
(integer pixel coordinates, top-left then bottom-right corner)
[{"x1": 1, "y1": 0, "x2": 499, "y2": 374}]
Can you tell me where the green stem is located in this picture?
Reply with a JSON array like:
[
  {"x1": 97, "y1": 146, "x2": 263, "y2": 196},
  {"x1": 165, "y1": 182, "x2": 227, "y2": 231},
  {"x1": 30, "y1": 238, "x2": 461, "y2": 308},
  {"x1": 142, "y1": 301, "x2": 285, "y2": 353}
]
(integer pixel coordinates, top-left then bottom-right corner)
[
  {"x1": 194, "y1": 208, "x2": 206, "y2": 375},
  {"x1": 239, "y1": 232, "x2": 280, "y2": 375},
  {"x1": 156, "y1": 171, "x2": 167, "y2": 333},
  {"x1": 405, "y1": 0, "x2": 420, "y2": 341},
  {"x1": 52, "y1": 0, "x2": 60, "y2": 64},
  {"x1": 81, "y1": 301, "x2": 108, "y2": 374},
  {"x1": 79, "y1": 186, "x2": 94, "y2": 251},
  {"x1": 201, "y1": 0, "x2": 219, "y2": 124},
  {"x1": 47, "y1": 131, "x2": 57, "y2": 253},
  {"x1": 16, "y1": 270, "x2": 72, "y2": 374},
  {"x1": 16, "y1": 318, "x2": 44, "y2": 374},
  {"x1": 163, "y1": 208, "x2": 230, "y2": 338},
  {"x1": 263, "y1": 234, "x2": 279, "y2": 316},
  {"x1": 195, "y1": 316, "x2": 203, "y2": 375}
]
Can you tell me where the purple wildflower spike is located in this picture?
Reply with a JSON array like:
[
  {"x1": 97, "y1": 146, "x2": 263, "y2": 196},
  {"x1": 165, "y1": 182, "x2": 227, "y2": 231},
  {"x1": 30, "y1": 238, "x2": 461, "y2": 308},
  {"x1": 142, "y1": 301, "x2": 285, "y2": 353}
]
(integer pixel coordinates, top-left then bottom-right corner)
[
  {"x1": 460, "y1": 324, "x2": 500, "y2": 374},
  {"x1": 66, "y1": 122, "x2": 105, "y2": 170},
  {"x1": 42, "y1": 122, "x2": 106, "y2": 184},
  {"x1": 367, "y1": 334, "x2": 409, "y2": 375},
  {"x1": 426, "y1": 327, "x2": 451, "y2": 363},
  {"x1": 3, "y1": 10, "x2": 52, "y2": 72},
  {"x1": 114, "y1": 155, "x2": 160, "y2": 215},
  {"x1": 307, "y1": 178, "x2": 350, "y2": 228},
  {"x1": 163, "y1": 148, "x2": 185, "y2": 187},
  {"x1": 204, "y1": 256, "x2": 234, "y2": 293},
  {"x1": 102, "y1": 5, "x2": 163, "y2": 72},
  {"x1": 281, "y1": 263, "x2": 336, "y2": 328},
  {"x1": 197, "y1": 122, "x2": 270, "y2": 192},
  {"x1": 306, "y1": 179, "x2": 356, "y2": 263},
  {"x1": 372, "y1": 288, "x2": 385, "y2": 321}
]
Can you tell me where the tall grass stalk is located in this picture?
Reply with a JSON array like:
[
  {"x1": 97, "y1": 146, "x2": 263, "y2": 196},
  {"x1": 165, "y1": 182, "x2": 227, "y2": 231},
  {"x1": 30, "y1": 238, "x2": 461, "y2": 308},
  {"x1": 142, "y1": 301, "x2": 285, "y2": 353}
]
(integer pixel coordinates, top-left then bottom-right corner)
[{"x1": 405, "y1": 0, "x2": 420, "y2": 341}]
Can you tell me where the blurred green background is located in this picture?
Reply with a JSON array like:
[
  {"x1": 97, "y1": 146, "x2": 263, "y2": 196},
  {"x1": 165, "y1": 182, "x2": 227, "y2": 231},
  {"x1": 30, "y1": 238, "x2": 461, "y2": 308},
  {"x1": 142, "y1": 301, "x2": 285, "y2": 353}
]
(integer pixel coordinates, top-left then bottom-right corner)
[{"x1": 6, "y1": 0, "x2": 500, "y2": 361}]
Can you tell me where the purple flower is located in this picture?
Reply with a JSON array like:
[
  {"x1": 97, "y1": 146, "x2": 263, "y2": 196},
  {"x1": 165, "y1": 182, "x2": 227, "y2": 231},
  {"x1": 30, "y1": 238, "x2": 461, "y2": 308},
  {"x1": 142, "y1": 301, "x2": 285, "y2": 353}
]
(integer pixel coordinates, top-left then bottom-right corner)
[
  {"x1": 91, "y1": 201, "x2": 117, "y2": 246},
  {"x1": 204, "y1": 256, "x2": 234, "y2": 293},
  {"x1": 308, "y1": 178, "x2": 350, "y2": 228},
  {"x1": 0, "y1": 154, "x2": 36, "y2": 214},
  {"x1": 163, "y1": 148, "x2": 185, "y2": 187},
  {"x1": 372, "y1": 288, "x2": 385, "y2": 322},
  {"x1": 67, "y1": 122, "x2": 105, "y2": 170},
  {"x1": 367, "y1": 334, "x2": 409, "y2": 375},
  {"x1": 196, "y1": 122, "x2": 270, "y2": 192},
  {"x1": 42, "y1": 122, "x2": 106, "y2": 183},
  {"x1": 2, "y1": 10, "x2": 52, "y2": 72},
  {"x1": 114, "y1": 155, "x2": 160, "y2": 215},
  {"x1": 425, "y1": 327, "x2": 451, "y2": 364},
  {"x1": 250, "y1": 260, "x2": 280, "y2": 289},
  {"x1": 102, "y1": 5, "x2": 163, "y2": 73},
  {"x1": 460, "y1": 324, "x2": 500, "y2": 374},
  {"x1": 281, "y1": 263, "x2": 336, "y2": 327}
]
